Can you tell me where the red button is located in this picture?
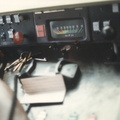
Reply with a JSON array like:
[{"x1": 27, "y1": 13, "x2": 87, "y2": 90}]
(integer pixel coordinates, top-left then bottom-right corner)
[
  {"x1": 13, "y1": 32, "x2": 24, "y2": 44},
  {"x1": 36, "y1": 25, "x2": 46, "y2": 37}
]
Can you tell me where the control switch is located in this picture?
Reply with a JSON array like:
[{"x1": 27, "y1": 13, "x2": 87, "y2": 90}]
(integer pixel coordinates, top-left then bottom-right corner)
[
  {"x1": 8, "y1": 29, "x2": 14, "y2": 38},
  {"x1": 93, "y1": 22, "x2": 100, "y2": 31},
  {"x1": 6, "y1": 16, "x2": 12, "y2": 24},
  {"x1": 0, "y1": 16, "x2": 4, "y2": 24},
  {"x1": 36, "y1": 25, "x2": 46, "y2": 37},
  {"x1": 13, "y1": 15, "x2": 20, "y2": 23}
]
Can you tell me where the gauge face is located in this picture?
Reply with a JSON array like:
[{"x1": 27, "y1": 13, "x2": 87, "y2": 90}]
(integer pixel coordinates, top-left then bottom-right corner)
[{"x1": 49, "y1": 19, "x2": 85, "y2": 39}]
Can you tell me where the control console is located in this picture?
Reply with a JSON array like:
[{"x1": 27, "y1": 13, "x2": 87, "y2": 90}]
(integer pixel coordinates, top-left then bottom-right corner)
[
  {"x1": 0, "y1": 3, "x2": 120, "y2": 47},
  {"x1": 0, "y1": 3, "x2": 120, "y2": 63},
  {"x1": 34, "y1": 7, "x2": 90, "y2": 44},
  {"x1": 89, "y1": 3, "x2": 120, "y2": 42},
  {"x1": 0, "y1": 12, "x2": 36, "y2": 46}
]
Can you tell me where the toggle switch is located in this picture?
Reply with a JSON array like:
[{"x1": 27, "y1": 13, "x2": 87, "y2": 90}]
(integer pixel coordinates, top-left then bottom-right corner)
[
  {"x1": 6, "y1": 15, "x2": 12, "y2": 24},
  {"x1": 8, "y1": 29, "x2": 14, "y2": 38},
  {"x1": 13, "y1": 15, "x2": 20, "y2": 23},
  {"x1": 0, "y1": 16, "x2": 4, "y2": 24}
]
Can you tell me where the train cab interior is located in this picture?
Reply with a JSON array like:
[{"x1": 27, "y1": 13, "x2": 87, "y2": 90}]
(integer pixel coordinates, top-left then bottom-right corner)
[{"x1": 1, "y1": 0, "x2": 120, "y2": 120}]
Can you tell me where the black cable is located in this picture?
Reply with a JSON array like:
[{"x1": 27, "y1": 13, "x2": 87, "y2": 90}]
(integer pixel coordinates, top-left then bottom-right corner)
[
  {"x1": 26, "y1": 104, "x2": 31, "y2": 114},
  {"x1": 0, "y1": 62, "x2": 7, "y2": 79},
  {"x1": 8, "y1": 75, "x2": 18, "y2": 120}
]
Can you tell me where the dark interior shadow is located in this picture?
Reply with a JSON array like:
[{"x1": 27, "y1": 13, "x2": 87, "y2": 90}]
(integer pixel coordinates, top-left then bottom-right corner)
[{"x1": 64, "y1": 67, "x2": 82, "y2": 91}]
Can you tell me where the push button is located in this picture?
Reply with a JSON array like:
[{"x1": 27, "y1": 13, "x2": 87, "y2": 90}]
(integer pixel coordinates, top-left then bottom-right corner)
[
  {"x1": 36, "y1": 25, "x2": 46, "y2": 37},
  {"x1": 13, "y1": 32, "x2": 24, "y2": 44}
]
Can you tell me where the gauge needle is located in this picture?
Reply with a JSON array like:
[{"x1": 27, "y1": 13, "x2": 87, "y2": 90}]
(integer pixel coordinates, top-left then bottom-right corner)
[{"x1": 78, "y1": 26, "x2": 83, "y2": 33}]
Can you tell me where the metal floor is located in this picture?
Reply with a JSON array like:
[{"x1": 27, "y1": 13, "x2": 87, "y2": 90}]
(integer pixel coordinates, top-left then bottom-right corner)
[{"x1": 3, "y1": 63, "x2": 120, "y2": 120}]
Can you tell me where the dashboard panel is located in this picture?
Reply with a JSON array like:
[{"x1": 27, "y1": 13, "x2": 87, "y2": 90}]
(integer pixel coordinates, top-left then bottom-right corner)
[
  {"x1": 0, "y1": 3, "x2": 120, "y2": 47},
  {"x1": 35, "y1": 7, "x2": 90, "y2": 44},
  {"x1": 0, "y1": 13, "x2": 37, "y2": 46},
  {"x1": 2, "y1": 1, "x2": 120, "y2": 120},
  {"x1": 89, "y1": 3, "x2": 120, "y2": 42},
  {"x1": 0, "y1": 7, "x2": 89, "y2": 47}
]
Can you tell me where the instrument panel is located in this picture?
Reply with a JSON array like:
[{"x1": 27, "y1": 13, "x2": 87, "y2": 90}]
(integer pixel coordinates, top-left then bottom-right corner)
[
  {"x1": 0, "y1": 13, "x2": 37, "y2": 46},
  {"x1": 35, "y1": 7, "x2": 90, "y2": 44},
  {"x1": 0, "y1": 3, "x2": 120, "y2": 47},
  {"x1": 49, "y1": 19, "x2": 85, "y2": 39}
]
